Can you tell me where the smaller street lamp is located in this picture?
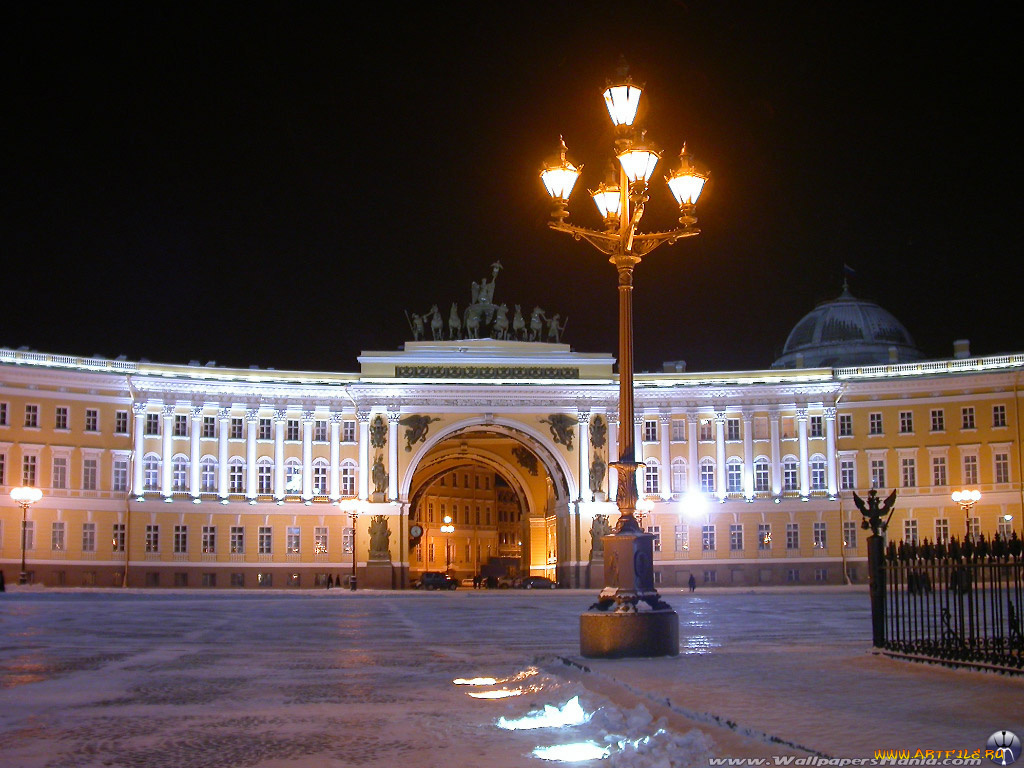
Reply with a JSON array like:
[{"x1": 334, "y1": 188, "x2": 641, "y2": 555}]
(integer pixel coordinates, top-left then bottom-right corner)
[
  {"x1": 11, "y1": 486, "x2": 43, "y2": 585},
  {"x1": 340, "y1": 500, "x2": 360, "y2": 590},
  {"x1": 951, "y1": 489, "x2": 981, "y2": 541},
  {"x1": 440, "y1": 515, "x2": 455, "y2": 572}
]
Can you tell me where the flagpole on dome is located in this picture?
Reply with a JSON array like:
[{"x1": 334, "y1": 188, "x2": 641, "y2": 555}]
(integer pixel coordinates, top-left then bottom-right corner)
[{"x1": 842, "y1": 263, "x2": 856, "y2": 293}]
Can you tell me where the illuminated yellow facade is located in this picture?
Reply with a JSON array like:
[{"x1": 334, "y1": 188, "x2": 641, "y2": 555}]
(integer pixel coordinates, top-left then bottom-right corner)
[{"x1": 1, "y1": 342, "x2": 1022, "y2": 588}]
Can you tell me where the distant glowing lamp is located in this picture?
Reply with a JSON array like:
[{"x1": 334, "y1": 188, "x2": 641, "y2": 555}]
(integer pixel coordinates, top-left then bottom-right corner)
[
  {"x1": 951, "y1": 489, "x2": 981, "y2": 540},
  {"x1": 666, "y1": 145, "x2": 709, "y2": 207},
  {"x1": 540, "y1": 138, "x2": 582, "y2": 202},
  {"x1": 11, "y1": 486, "x2": 43, "y2": 585},
  {"x1": 679, "y1": 492, "x2": 706, "y2": 521},
  {"x1": 603, "y1": 80, "x2": 643, "y2": 127}
]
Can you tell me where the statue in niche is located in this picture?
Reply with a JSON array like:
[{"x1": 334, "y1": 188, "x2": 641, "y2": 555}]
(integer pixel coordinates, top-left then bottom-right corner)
[
  {"x1": 590, "y1": 514, "x2": 612, "y2": 555},
  {"x1": 512, "y1": 305, "x2": 526, "y2": 340},
  {"x1": 589, "y1": 415, "x2": 607, "y2": 449},
  {"x1": 399, "y1": 414, "x2": 441, "y2": 451},
  {"x1": 546, "y1": 313, "x2": 566, "y2": 343},
  {"x1": 371, "y1": 454, "x2": 388, "y2": 496},
  {"x1": 448, "y1": 303, "x2": 461, "y2": 339},
  {"x1": 493, "y1": 304, "x2": 509, "y2": 340},
  {"x1": 368, "y1": 515, "x2": 391, "y2": 560},
  {"x1": 529, "y1": 306, "x2": 546, "y2": 341},
  {"x1": 511, "y1": 445, "x2": 539, "y2": 476},
  {"x1": 540, "y1": 413, "x2": 575, "y2": 450},
  {"x1": 428, "y1": 305, "x2": 443, "y2": 340},
  {"x1": 589, "y1": 455, "x2": 607, "y2": 495},
  {"x1": 369, "y1": 414, "x2": 387, "y2": 449}
]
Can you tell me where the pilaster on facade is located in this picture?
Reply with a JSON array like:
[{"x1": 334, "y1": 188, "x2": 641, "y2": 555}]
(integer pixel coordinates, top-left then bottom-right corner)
[
  {"x1": 770, "y1": 410, "x2": 782, "y2": 496},
  {"x1": 132, "y1": 402, "x2": 146, "y2": 498},
  {"x1": 329, "y1": 412, "x2": 342, "y2": 500},
  {"x1": 301, "y1": 410, "x2": 315, "y2": 501},
  {"x1": 659, "y1": 413, "x2": 672, "y2": 499},
  {"x1": 273, "y1": 410, "x2": 286, "y2": 501},
  {"x1": 357, "y1": 411, "x2": 370, "y2": 501},
  {"x1": 387, "y1": 410, "x2": 400, "y2": 501},
  {"x1": 824, "y1": 406, "x2": 838, "y2": 497},
  {"x1": 714, "y1": 410, "x2": 727, "y2": 501},
  {"x1": 245, "y1": 408, "x2": 259, "y2": 500},
  {"x1": 189, "y1": 406, "x2": 203, "y2": 498},
  {"x1": 796, "y1": 408, "x2": 810, "y2": 499},
  {"x1": 577, "y1": 411, "x2": 591, "y2": 501},
  {"x1": 687, "y1": 410, "x2": 699, "y2": 495},
  {"x1": 742, "y1": 412, "x2": 754, "y2": 500},
  {"x1": 217, "y1": 407, "x2": 231, "y2": 500},
  {"x1": 161, "y1": 404, "x2": 175, "y2": 499},
  {"x1": 607, "y1": 412, "x2": 618, "y2": 501}
]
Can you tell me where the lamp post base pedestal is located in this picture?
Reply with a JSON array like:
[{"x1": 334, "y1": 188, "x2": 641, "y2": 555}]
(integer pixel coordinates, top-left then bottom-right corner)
[
  {"x1": 18, "y1": 572, "x2": 28, "y2": 585},
  {"x1": 580, "y1": 610, "x2": 679, "y2": 658}
]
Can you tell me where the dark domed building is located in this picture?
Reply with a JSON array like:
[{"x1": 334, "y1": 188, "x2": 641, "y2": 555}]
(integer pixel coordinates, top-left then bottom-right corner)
[{"x1": 773, "y1": 283, "x2": 925, "y2": 368}]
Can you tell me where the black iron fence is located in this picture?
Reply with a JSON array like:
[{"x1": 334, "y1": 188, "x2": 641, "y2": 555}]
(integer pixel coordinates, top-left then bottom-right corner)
[{"x1": 874, "y1": 533, "x2": 1024, "y2": 673}]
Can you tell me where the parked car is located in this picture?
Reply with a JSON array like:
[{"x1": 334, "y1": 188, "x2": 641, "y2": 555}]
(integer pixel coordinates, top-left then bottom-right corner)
[
  {"x1": 415, "y1": 571, "x2": 458, "y2": 590},
  {"x1": 518, "y1": 576, "x2": 557, "y2": 590}
]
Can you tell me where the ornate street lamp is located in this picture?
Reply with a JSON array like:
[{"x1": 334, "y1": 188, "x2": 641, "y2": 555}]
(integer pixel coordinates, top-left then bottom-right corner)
[
  {"x1": 441, "y1": 514, "x2": 455, "y2": 572},
  {"x1": 11, "y1": 486, "x2": 43, "y2": 584},
  {"x1": 951, "y1": 489, "x2": 981, "y2": 541},
  {"x1": 541, "y1": 68, "x2": 709, "y2": 658},
  {"x1": 341, "y1": 499, "x2": 360, "y2": 590}
]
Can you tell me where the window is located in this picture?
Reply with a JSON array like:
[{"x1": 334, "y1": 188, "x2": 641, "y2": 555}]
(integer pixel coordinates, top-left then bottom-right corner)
[
  {"x1": 699, "y1": 419, "x2": 713, "y2": 442},
  {"x1": 643, "y1": 419, "x2": 658, "y2": 442},
  {"x1": 993, "y1": 404, "x2": 1007, "y2": 428},
  {"x1": 930, "y1": 409, "x2": 944, "y2": 432},
  {"x1": 230, "y1": 418, "x2": 244, "y2": 439},
  {"x1": 51, "y1": 521, "x2": 66, "y2": 551},
  {"x1": 257, "y1": 461, "x2": 273, "y2": 494},
  {"x1": 813, "y1": 522, "x2": 827, "y2": 549},
  {"x1": 674, "y1": 525, "x2": 689, "y2": 551},
  {"x1": 79, "y1": 457, "x2": 98, "y2": 491},
  {"x1": 172, "y1": 414, "x2": 187, "y2": 437},
  {"x1": 341, "y1": 463, "x2": 355, "y2": 495},
  {"x1": 115, "y1": 410, "x2": 129, "y2": 434},
  {"x1": 230, "y1": 526, "x2": 245, "y2": 554},
  {"x1": 167, "y1": 456, "x2": 184, "y2": 491},
  {"x1": 701, "y1": 525, "x2": 716, "y2": 551},
  {"x1": 229, "y1": 459, "x2": 245, "y2": 493},
  {"x1": 23, "y1": 521, "x2": 34, "y2": 551},
  {"x1": 995, "y1": 452, "x2": 1010, "y2": 484},
  {"x1": 962, "y1": 454, "x2": 978, "y2": 485},
  {"x1": 230, "y1": 572, "x2": 245, "y2": 588},
  {"x1": 961, "y1": 407, "x2": 975, "y2": 430},
  {"x1": 55, "y1": 406, "x2": 69, "y2": 430},
  {"x1": 52, "y1": 457, "x2": 68, "y2": 489},
  {"x1": 284, "y1": 459, "x2": 302, "y2": 493},
  {"x1": 870, "y1": 459, "x2": 885, "y2": 489},
  {"x1": 145, "y1": 413, "x2": 160, "y2": 435},
  {"x1": 200, "y1": 457, "x2": 216, "y2": 492},
  {"x1": 286, "y1": 526, "x2": 300, "y2": 554},
  {"x1": 258, "y1": 573, "x2": 273, "y2": 587},
  {"x1": 202, "y1": 416, "x2": 216, "y2": 438},
  {"x1": 900, "y1": 457, "x2": 916, "y2": 488},
  {"x1": 843, "y1": 521, "x2": 857, "y2": 549},
  {"x1": 729, "y1": 524, "x2": 743, "y2": 551},
  {"x1": 786, "y1": 523, "x2": 799, "y2": 549},
  {"x1": 343, "y1": 527, "x2": 354, "y2": 554},
  {"x1": 342, "y1": 420, "x2": 356, "y2": 442},
  {"x1": 647, "y1": 525, "x2": 662, "y2": 552},
  {"x1": 754, "y1": 459, "x2": 770, "y2": 492},
  {"x1": 671, "y1": 419, "x2": 686, "y2": 442},
  {"x1": 313, "y1": 461, "x2": 328, "y2": 495},
  {"x1": 703, "y1": 570, "x2": 717, "y2": 584},
  {"x1": 258, "y1": 418, "x2": 272, "y2": 440},
  {"x1": 699, "y1": 460, "x2": 715, "y2": 493},
  {"x1": 644, "y1": 462, "x2": 660, "y2": 496},
  {"x1": 0, "y1": 402, "x2": 7, "y2": 425},
  {"x1": 112, "y1": 524, "x2": 125, "y2": 553},
  {"x1": 787, "y1": 568, "x2": 800, "y2": 583},
  {"x1": 287, "y1": 419, "x2": 300, "y2": 441},
  {"x1": 868, "y1": 413, "x2": 883, "y2": 435},
  {"x1": 932, "y1": 456, "x2": 947, "y2": 487},
  {"x1": 758, "y1": 523, "x2": 771, "y2": 550},
  {"x1": 202, "y1": 526, "x2": 216, "y2": 554},
  {"x1": 903, "y1": 519, "x2": 918, "y2": 544},
  {"x1": 258, "y1": 526, "x2": 272, "y2": 554},
  {"x1": 726, "y1": 460, "x2": 742, "y2": 493},
  {"x1": 899, "y1": 411, "x2": 913, "y2": 434},
  {"x1": 810, "y1": 457, "x2": 826, "y2": 491},
  {"x1": 783, "y1": 459, "x2": 798, "y2": 491},
  {"x1": 314, "y1": 420, "x2": 328, "y2": 441},
  {"x1": 82, "y1": 523, "x2": 96, "y2": 553},
  {"x1": 173, "y1": 525, "x2": 188, "y2": 554},
  {"x1": 112, "y1": 457, "x2": 128, "y2": 492},
  {"x1": 19, "y1": 451, "x2": 40, "y2": 487},
  {"x1": 809, "y1": 415, "x2": 823, "y2": 438},
  {"x1": 969, "y1": 517, "x2": 981, "y2": 540},
  {"x1": 726, "y1": 418, "x2": 741, "y2": 441},
  {"x1": 85, "y1": 409, "x2": 99, "y2": 432},
  {"x1": 314, "y1": 527, "x2": 328, "y2": 554},
  {"x1": 814, "y1": 568, "x2": 828, "y2": 583},
  {"x1": 671, "y1": 459, "x2": 687, "y2": 494},
  {"x1": 0, "y1": 452, "x2": 5, "y2": 485},
  {"x1": 25, "y1": 404, "x2": 39, "y2": 428},
  {"x1": 838, "y1": 414, "x2": 853, "y2": 437},
  {"x1": 145, "y1": 525, "x2": 160, "y2": 553}
]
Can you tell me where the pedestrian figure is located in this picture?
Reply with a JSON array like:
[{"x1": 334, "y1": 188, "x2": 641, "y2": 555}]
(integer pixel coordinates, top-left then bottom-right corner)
[
  {"x1": 327, "y1": 574, "x2": 334, "y2": 589},
  {"x1": 688, "y1": 574, "x2": 696, "y2": 592}
]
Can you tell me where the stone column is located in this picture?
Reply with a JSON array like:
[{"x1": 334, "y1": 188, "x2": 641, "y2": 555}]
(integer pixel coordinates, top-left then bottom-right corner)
[
  {"x1": 245, "y1": 409, "x2": 259, "y2": 500},
  {"x1": 634, "y1": 415, "x2": 645, "y2": 495},
  {"x1": 273, "y1": 410, "x2": 286, "y2": 500},
  {"x1": 688, "y1": 411, "x2": 699, "y2": 495},
  {"x1": 714, "y1": 410, "x2": 727, "y2": 501},
  {"x1": 387, "y1": 411, "x2": 400, "y2": 501},
  {"x1": 797, "y1": 408, "x2": 810, "y2": 498},
  {"x1": 770, "y1": 410, "x2": 782, "y2": 496},
  {"x1": 824, "y1": 406, "x2": 838, "y2": 497},
  {"x1": 132, "y1": 403, "x2": 146, "y2": 496},
  {"x1": 659, "y1": 414, "x2": 671, "y2": 499},
  {"x1": 578, "y1": 411, "x2": 591, "y2": 501},
  {"x1": 742, "y1": 412, "x2": 754, "y2": 500},
  {"x1": 161, "y1": 405, "x2": 174, "y2": 498},
  {"x1": 302, "y1": 411, "x2": 315, "y2": 501},
  {"x1": 357, "y1": 411, "x2": 370, "y2": 501},
  {"x1": 190, "y1": 406, "x2": 203, "y2": 499},
  {"x1": 217, "y1": 408, "x2": 230, "y2": 500},
  {"x1": 329, "y1": 412, "x2": 342, "y2": 501},
  {"x1": 607, "y1": 413, "x2": 618, "y2": 502}
]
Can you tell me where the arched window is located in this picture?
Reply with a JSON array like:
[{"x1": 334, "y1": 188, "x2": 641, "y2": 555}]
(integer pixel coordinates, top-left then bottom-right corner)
[
  {"x1": 171, "y1": 454, "x2": 189, "y2": 491},
  {"x1": 256, "y1": 457, "x2": 274, "y2": 494},
  {"x1": 143, "y1": 453, "x2": 160, "y2": 490},
  {"x1": 671, "y1": 458, "x2": 687, "y2": 494},
  {"x1": 340, "y1": 459, "x2": 357, "y2": 497},
  {"x1": 699, "y1": 458, "x2": 716, "y2": 493},
  {"x1": 783, "y1": 456, "x2": 799, "y2": 491},
  {"x1": 753, "y1": 456, "x2": 770, "y2": 493},
  {"x1": 200, "y1": 456, "x2": 217, "y2": 493},
  {"x1": 284, "y1": 458, "x2": 302, "y2": 493},
  {"x1": 726, "y1": 457, "x2": 743, "y2": 493},
  {"x1": 810, "y1": 454, "x2": 827, "y2": 491},
  {"x1": 644, "y1": 459, "x2": 660, "y2": 496},
  {"x1": 228, "y1": 456, "x2": 245, "y2": 494},
  {"x1": 312, "y1": 458, "x2": 329, "y2": 495}
]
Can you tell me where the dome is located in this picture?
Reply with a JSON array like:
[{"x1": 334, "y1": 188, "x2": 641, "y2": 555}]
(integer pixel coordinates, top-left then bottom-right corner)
[{"x1": 772, "y1": 285, "x2": 924, "y2": 369}]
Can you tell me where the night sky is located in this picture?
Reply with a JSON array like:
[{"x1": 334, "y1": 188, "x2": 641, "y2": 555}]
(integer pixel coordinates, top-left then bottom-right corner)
[{"x1": 4, "y1": 3, "x2": 1020, "y2": 374}]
